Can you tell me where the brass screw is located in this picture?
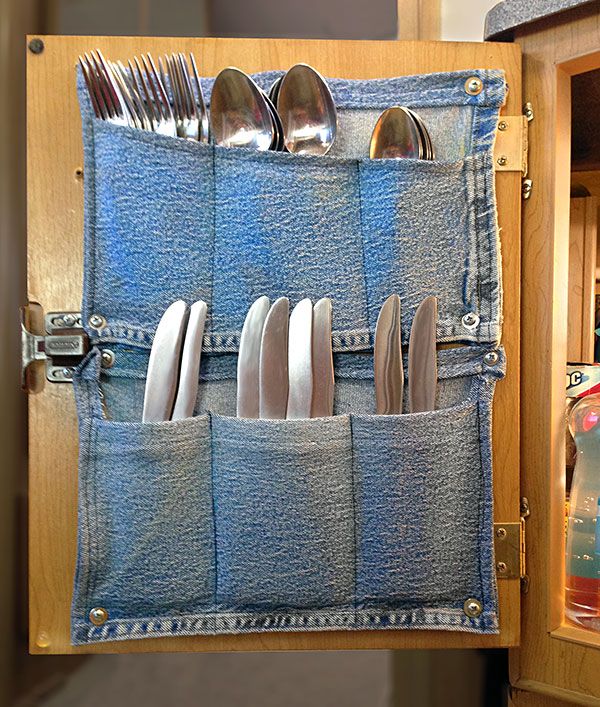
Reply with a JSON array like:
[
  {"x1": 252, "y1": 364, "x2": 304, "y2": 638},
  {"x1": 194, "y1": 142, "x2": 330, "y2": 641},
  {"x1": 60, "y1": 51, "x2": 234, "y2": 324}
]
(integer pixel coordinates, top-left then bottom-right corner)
[
  {"x1": 498, "y1": 120, "x2": 508, "y2": 131},
  {"x1": 465, "y1": 77, "x2": 483, "y2": 96},
  {"x1": 497, "y1": 562, "x2": 508, "y2": 574},
  {"x1": 495, "y1": 526, "x2": 507, "y2": 538},
  {"x1": 89, "y1": 607, "x2": 109, "y2": 626},
  {"x1": 497, "y1": 155, "x2": 508, "y2": 166}
]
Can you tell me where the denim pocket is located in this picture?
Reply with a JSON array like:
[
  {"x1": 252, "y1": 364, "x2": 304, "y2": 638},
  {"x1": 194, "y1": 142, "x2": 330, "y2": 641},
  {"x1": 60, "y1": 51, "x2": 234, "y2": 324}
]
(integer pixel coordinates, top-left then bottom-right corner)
[
  {"x1": 212, "y1": 148, "x2": 368, "y2": 343},
  {"x1": 352, "y1": 386, "x2": 489, "y2": 610},
  {"x1": 359, "y1": 155, "x2": 499, "y2": 345},
  {"x1": 211, "y1": 414, "x2": 355, "y2": 610},
  {"x1": 72, "y1": 413, "x2": 215, "y2": 640},
  {"x1": 85, "y1": 120, "x2": 215, "y2": 336}
]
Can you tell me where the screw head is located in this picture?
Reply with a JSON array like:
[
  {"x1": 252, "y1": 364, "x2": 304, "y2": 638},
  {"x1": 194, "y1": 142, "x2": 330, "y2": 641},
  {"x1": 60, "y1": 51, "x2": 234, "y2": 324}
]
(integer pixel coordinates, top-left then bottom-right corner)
[
  {"x1": 89, "y1": 607, "x2": 108, "y2": 626},
  {"x1": 498, "y1": 120, "x2": 508, "y2": 131},
  {"x1": 483, "y1": 351, "x2": 499, "y2": 367},
  {"x1": 61, "y1": 367, "x2": 74, "y2": 380},
  {"x1": 62, "y1": 313, "x2": 76, "y2": 327},
  {"x1": 28, "y1": 38, "x2": 44, "y2": 54},
  {"x1": 497, "y1": 155, "x2": 508, "y2": 166},
  {"x1": 495, "y1": 526, "x2": 507, "y2": 538},
  {"x1": 496, "y1": 562, "x2": 508, "y2": 574},
  {"x1": 461, "y1": 312, "x2": 480, "y2": 330},
  {"x1": 88, "y1": 314, "x2": 106, "y2": 330},
  {"x1": 465, "y1": 77, "x2": 483, "y2": 96},
  {"x1": 463, "y1": 598, "x2": 483, "y2": 618},
  {"x1": 100, "y1": 349, "x2": 115, "y2": 368}
]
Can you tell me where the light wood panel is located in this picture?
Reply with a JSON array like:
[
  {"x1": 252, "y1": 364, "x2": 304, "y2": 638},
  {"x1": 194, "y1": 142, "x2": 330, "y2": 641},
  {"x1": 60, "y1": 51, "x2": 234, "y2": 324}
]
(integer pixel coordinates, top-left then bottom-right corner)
[
  {"x1": 27, "y1": 35, "x2": 521, "y2": 654},
  {"x1": 397, "y1": 0, "x2": 440, "y2": 40},
  {"x1": 511, "y1": 4, "x2": 600, "y2": 703},
  {"x1": 568, "y1": 197, "x2": 597, "y2": 362}
]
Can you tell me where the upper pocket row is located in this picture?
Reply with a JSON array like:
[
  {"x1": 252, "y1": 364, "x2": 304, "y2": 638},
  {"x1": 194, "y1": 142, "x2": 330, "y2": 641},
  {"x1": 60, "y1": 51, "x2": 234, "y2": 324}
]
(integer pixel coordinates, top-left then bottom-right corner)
[{"x1": 79, "y1": 69, "x2": 505, "y2": 352}]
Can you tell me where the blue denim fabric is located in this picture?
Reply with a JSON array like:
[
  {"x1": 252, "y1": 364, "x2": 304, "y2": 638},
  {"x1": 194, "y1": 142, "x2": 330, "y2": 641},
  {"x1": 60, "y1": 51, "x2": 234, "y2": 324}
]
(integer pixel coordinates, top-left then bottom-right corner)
[
  {"x1": 77, "y1": 68, "x2": 505, "y2": 350},
  {"x1": 71, "y1": 345, "x2": 505, "y2": 643},
  {"x1": 71, "y1": 68, "x2": 507, "y2": 644}
]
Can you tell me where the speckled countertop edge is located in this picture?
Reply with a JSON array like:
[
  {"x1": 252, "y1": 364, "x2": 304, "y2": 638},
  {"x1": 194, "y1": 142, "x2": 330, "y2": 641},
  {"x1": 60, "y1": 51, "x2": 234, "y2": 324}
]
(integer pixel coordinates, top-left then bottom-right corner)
[{"x1": 484, "y1": 0, "x2": 598, "y2": 40}]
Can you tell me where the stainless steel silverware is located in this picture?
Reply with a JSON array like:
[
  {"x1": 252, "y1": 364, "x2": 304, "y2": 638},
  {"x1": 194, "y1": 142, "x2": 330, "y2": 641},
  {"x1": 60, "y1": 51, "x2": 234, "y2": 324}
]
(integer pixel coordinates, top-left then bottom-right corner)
[
  {"x1": 408, "y1": 296, "x2": 438, "y2": 413},
  {"x1": 287, "y1": 298, "x2": 313, "y2": 419},
  {"x1": 259, "y1": 297, "x2": 290, "y2": 419},
  {"x1": 370, "y1": 107, "x2": 423, "y2": 160},
  {"x1": 374, "y1": 294, "x2": 403, "y2": 415},
  {"x1": 171, "y1": 300, "x2": 208, "y2": 420},
  {"x1": 311, "y1": 297, "x2": 334, "y2": 418},
  {"x1": 237, "y1": 296, "x2": 270, "y2": 418}
]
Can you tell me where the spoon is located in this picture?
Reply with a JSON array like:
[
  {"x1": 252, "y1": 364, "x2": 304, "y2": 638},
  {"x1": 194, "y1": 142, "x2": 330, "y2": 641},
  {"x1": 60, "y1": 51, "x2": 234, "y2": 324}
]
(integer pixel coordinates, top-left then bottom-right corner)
[
  {"x1": 369, "y1": 106, "x2": 423, "y2": 160},
  {"x1": 210, "y1": 67, "x2": 274, "y2": 151},
  {"x1": 277, "y1": 64, "x2": 337, "y2": 156},
  {"x1": 405, "y1": 107, "x2": 435, "y2": 160}
]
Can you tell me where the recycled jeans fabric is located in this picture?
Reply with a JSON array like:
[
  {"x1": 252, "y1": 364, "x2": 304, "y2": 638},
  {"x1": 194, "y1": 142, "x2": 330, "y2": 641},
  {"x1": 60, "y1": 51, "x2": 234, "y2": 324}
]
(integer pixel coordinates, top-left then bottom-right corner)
[
  {"x1": 71, "y1": 346, "x2": 505, "y2": 644},
  {"x1": 76, "y1": 69, "x2": 505, "y2": 352}
]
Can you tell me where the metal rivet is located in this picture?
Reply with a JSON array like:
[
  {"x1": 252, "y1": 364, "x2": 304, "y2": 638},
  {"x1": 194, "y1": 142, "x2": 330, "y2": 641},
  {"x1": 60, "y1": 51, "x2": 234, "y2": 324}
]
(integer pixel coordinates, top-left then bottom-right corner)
[
  {"x1": 461, "y1": 312, "x2": 480, "y2": 330},
  {"x1": 28, "y1": 38, "x2": 44, "y2": 54},
  {"x1": 101, "y1": 349, "x2": 115, "y2": 368},
  {"x1": 498, "y1": 120, "x2": 508, "y2": 131},
  {"x1": 495, "y1": 526, "x2": 507, "y2": 538},
  {"x1": 483, "y1": 351, "x2": 499, "y2": 367},
  {"x1": 465, "y1": 77, "x2": 483, "y2": 96},
  {"x1": 496, "y1": 562, "x2": 508, "y2": 574},
  {"x1": 463, "y1": 598, "x2": 483, "y2": 618},
  {"x1": 88, "y1": 314, "x2": 106, "y2": 330},
  {"x1": 496, "y1": 155, "x2": 508, "y2": 166},
  {"x1": 89, "y1": 607, "x2": 108, "y2": 625}
]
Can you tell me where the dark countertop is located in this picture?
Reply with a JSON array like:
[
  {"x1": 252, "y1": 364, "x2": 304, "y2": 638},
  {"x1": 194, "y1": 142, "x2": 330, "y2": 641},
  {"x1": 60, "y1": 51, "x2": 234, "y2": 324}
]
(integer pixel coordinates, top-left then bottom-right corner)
[{"x1": 484, "y1": 0, "x2": 598, "y2": 40}]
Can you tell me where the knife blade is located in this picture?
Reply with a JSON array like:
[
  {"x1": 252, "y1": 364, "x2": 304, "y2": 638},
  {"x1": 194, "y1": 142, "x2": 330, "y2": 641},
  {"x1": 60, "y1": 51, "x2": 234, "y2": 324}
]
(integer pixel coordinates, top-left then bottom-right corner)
[
  {"x1": 237, "y1": 295, "x2": 270, "y2": 418},
  {"x1": 287, "y1": 298, "x2": 313, "y2": 419},
  {"x1": 142, "y1": 300, "x2": 188, "y2": 422},
  {"x1": 374, "y1": 294, "x2": 403, "y2": 415},
  {"x1": 259, "y1": 297, "x2": 289, "y2": 419},
  {"x1": 408, "y1": 295, "x2": 438, "y2": 413},
  {"x1": 171, "y1": 299, "x2": 208, "y2": 421},
  {"x1": 311, "y1": 297, "x2": 334, "y2": 418}
]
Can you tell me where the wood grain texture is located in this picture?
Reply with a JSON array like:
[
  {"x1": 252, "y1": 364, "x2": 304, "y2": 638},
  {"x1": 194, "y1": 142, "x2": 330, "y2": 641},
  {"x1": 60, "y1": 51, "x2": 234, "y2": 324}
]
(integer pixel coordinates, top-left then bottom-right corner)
[
  {"x1": 396, "y1": 0, "x2": 440, "y2": 40},
  {"x1": 568, "y1": 197, "x2": 597, "y2": 362},
  {"x1": 511, "y1": 5, "x2": 600, "y2": 703},
  {"x1": 27, "y1": 35, "x2": 521, "y2": 654}
]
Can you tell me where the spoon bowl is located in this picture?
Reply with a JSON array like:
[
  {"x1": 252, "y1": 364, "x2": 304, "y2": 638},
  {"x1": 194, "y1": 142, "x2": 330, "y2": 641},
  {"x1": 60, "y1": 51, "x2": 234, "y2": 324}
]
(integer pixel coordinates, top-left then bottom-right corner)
[
  {"x1": 277, "y1": 64, "x2": 337, "y2": 156},
  {"x1": 210, "y1": 67, "x2": 274, "y2": 151},
  {"x1": 369, "y1": 106, "x2": 423, "y2": 160}
]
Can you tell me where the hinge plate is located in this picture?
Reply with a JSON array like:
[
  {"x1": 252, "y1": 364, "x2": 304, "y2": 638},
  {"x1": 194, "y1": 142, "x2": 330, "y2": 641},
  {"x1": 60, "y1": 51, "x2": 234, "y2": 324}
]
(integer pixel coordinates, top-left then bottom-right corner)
[
  {"x1": 494, "y1": 519, "x2": 526, "y2": 580},
  {"x1": 494, "y1": 115, "x2": 529, "y2": 175},
  {"x1": 21, "y1": 306, "x2": 89, "y2": 389}
]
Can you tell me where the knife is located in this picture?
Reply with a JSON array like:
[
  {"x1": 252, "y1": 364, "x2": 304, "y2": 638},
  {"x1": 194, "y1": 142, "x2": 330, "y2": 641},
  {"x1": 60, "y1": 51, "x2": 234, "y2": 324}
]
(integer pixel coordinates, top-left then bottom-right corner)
[
  {"x1": 311, "y1": 297, "x2": 334, "y2": 418},
  {"x1": 408, "y1": 295, "x2": 438, "y2": 413},
  {"x1": 287, "y1": 298, "x2": 313, "y2": 419},
  {"x1": 237, "y1": 295, "x2": 270, "y2": 418},
  {"x1": 374, "y1": 294, "x2": 403, "y2": 415},
  {"x1": 259, "y1": 297, "x2": 289, "y2": 419},
  {"x1": 142, "y1": 300, "x2": 189, "y2": 422},
  {"x1": 171, "y1": 300, "x2": 208, "y2": 421}
]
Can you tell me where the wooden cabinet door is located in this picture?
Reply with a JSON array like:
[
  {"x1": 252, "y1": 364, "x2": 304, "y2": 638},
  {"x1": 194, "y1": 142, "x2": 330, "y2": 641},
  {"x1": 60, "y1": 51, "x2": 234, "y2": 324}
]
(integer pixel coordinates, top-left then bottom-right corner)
[
  {"x1": 26, "y1": 35, "x2": 521, "y2": 654},
  {"x1": 510, "y1": 5, "x2": 600, "y2": 705}
]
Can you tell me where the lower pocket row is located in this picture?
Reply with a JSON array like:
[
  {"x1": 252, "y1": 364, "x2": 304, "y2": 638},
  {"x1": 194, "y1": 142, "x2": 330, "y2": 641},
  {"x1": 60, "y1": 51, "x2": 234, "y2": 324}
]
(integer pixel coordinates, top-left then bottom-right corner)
[{"x1": 73, "y1": 392, "x2": 497, "y2": 641}]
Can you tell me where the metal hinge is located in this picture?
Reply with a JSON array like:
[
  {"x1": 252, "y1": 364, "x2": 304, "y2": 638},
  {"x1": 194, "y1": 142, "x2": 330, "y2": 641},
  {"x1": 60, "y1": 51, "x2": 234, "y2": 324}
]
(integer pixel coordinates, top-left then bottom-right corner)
[
  {"x1": 21, "y1": 306, "x2": 89, "y2": 389},
  {"x1": 494, "y1": 497, "x2": 529, "y2": 592},
  {"x1": 494, "y1": 114, "x2": 529, "y2": 175}
]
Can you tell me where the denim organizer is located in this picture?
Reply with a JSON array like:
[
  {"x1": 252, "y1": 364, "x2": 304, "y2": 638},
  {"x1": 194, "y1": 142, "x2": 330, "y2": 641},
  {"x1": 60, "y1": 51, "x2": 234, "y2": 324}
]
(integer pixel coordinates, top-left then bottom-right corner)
[{"x1": 71, "y1": 68, "x2": 507, "y2": 644}]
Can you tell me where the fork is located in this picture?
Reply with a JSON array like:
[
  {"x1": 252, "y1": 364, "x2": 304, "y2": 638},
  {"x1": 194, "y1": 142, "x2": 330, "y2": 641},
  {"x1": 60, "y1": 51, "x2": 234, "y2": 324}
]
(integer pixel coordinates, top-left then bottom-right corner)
[
  {"x1": 130, "y1": 55, "x2": 177, "y2": 138},
  {"x1": 79, "y1": 50, "x2": 131, "y2": 128},
  {"x1": 160, "y1": 53, "x2": 208, "y2": 142}
]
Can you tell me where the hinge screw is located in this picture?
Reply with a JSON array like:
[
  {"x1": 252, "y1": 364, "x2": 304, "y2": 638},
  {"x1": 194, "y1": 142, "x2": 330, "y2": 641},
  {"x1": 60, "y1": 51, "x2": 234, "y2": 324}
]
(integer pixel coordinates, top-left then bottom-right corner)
[
  {"x1": 522, "y1": 178, "x2": 533, "y2": 200},
  {"x1": 61, "y1": 368, "x2": 74, "y2": 380},
  {"x1": 523, "y1": 102, "x2": 534, "y2": 122},
  {"x1": 497, "y1": 155, "x2": 508, "y2": 166},
  {"x1": 496, "y1": 561, "x2": 508, "y2": 574},
  {"x1": 62, "y1": 313, "x2": 77, "y2": 327},
  {"x1": 498, "y1": 120, "x2": 508, "y2": 131},
  {"x1": 495, "y1": 526, "x2": 507, "y2": 538},
  {"x1": 28, "y1": 38, "x2": 44, "y2": 55},
  {"x1": 88, "y1": 314, "x2": 106, "y2": 330}
]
